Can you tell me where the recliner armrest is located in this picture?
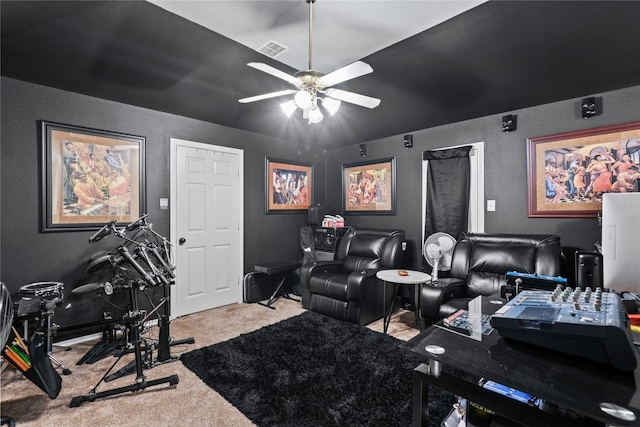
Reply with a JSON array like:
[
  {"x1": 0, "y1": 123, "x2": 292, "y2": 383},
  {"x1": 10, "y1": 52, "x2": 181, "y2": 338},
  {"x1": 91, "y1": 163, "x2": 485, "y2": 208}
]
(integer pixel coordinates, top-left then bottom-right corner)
[
  {"x1": 343, "y1": 268, "x2": 377, "y2": 285},
  {"x1": 421, "y1": 278, "x2": 466, "y2": 320},
  {"x1": 345, "y1": 268, "x2": 378, "y2": 283},
  {"x1": 344, "y1": 269, "x2": 378, "y2": 300},
  {"x1": 300, "y1": 261, "x2": 343, "y2": 289}
]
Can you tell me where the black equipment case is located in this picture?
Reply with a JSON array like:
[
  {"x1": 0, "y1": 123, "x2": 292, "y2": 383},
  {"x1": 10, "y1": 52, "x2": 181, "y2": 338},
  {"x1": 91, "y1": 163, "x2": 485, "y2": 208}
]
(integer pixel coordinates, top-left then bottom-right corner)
[
  {"x1": 243, "y1": 272, "x2": 277, "y2": 303},
  {"x1": 308, "y1": 204, "x2": 329, "y2": 226},
  {"x1": 243, "y1": 260, "x2": 301, "y2": 304}
]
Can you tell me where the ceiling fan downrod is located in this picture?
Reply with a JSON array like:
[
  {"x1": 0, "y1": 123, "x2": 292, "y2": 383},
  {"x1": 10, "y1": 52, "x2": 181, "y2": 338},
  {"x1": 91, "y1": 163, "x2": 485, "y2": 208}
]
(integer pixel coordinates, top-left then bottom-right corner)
[{"x1": 306, "y1": 0, "x2": 315, "y2": 71}]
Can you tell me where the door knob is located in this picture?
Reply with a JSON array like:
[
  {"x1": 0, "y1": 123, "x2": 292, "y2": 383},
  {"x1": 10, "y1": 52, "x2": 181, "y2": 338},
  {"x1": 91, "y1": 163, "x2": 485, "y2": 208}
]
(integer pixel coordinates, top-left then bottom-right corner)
[{"x1": 179, "y1": 238, "x2": 186, "y2": 245}]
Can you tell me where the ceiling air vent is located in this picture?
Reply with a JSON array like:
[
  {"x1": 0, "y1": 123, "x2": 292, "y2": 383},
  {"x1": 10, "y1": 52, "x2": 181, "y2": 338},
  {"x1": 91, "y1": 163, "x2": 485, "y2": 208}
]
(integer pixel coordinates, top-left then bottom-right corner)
[{"x1": 257, "y1": 40, "x2": 289, "y2": 58}]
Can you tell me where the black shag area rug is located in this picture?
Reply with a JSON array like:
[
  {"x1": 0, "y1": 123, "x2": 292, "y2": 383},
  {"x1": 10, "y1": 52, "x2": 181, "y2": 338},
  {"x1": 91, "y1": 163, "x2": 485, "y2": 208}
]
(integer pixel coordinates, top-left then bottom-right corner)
[{"x1": 180, "y1": 310, "x2": 456, "y2": 427}]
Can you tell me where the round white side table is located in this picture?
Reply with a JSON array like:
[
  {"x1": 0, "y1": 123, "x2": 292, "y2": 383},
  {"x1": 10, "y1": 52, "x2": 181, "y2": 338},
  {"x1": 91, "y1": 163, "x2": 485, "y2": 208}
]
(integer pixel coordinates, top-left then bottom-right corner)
[{"x1": 376, "y1": 269, "x2": 431, "y2": 333}]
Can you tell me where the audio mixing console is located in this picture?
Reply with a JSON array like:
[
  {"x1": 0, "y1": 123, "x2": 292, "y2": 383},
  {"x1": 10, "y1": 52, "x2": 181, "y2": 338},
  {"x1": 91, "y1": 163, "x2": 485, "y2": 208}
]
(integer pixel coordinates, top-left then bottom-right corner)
[{"x1": 490, "y1": 287, "x2": 638, "y2": 371}]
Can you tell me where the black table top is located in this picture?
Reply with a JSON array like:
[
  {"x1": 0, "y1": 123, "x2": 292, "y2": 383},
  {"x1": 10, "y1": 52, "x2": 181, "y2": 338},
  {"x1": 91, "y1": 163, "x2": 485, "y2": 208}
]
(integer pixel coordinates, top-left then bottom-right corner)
[{"x1": 401, "y1": 297, "x2": 640, "y2": 426}]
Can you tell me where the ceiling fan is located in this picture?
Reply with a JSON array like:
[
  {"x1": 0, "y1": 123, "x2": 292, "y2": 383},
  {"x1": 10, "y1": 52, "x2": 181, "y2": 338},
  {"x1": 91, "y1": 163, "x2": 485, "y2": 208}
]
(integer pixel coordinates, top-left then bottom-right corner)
[{"x1": 238, "y1": 0, "x2": 381, "y2": 124}]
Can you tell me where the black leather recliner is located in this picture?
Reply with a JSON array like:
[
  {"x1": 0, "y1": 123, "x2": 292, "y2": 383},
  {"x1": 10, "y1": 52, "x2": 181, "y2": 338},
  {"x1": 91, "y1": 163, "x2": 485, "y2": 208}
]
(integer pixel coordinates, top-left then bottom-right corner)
[
  {"x1": 421, "y1": 233, "x2": 562, "y2": 322},
  {"x1": 300, "y1": 228, "x2": 412, "y2": 325}
]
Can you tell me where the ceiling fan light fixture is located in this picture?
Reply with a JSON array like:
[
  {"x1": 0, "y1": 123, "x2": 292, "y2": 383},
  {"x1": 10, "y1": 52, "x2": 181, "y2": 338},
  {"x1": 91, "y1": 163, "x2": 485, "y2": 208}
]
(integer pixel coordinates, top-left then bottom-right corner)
[
  {"x1": 238, "y1": 0, "x2": 380, "y2": 125},
  {"x1": 308, "y1": 106, "x2": 323, "y2": 124},
  {"x1": 294, "y1": 90, "x2": 312, "y2": 109},
  {"x1": 321, "y1": 97, "x2": 341, "y2": 115},
  {"x1": 280, "y1": 100, "x2": 297, "y2": 117}
]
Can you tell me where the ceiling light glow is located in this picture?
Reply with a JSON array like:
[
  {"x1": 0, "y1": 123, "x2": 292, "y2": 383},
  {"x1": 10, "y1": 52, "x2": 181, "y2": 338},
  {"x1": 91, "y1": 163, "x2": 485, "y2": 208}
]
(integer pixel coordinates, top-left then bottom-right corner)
[
  {"x1": 294, "y1": 90, "x2": 312, "y2": 109},
  {"x1": 322, "y1": 97, "x2": 341, "y2": 115},
  {"x1": 280, "y1": 100, "x2": 297, "y2": 117},
  {"x1": 308, "y1": 106, "x2": 323, "y2": 124}
]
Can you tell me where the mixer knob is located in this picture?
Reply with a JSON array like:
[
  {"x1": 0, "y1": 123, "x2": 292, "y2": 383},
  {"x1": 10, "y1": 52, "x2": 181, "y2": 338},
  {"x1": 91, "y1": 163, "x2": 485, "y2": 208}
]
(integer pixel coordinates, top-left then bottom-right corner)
[
  {"x1": 594, "y1": 302, "x2": 601, "y2": 311},
  {"x1": 574, "y1": 302, "x2": 581, "y2": 310}
]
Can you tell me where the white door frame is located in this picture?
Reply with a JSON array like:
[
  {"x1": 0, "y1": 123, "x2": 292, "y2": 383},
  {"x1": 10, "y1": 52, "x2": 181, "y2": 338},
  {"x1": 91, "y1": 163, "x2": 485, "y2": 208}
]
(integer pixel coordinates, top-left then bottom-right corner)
[{"x1": 169, "y1": 138, "x2": 244, "y2": 319}]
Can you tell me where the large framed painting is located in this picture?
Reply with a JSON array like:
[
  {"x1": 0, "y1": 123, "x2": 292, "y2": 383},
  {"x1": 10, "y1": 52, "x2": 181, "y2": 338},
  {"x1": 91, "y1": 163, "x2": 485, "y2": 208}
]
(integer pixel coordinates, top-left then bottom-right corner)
[
  {"x1": 266, "y1": 158, "x2": 312, "y2": 213},
  {"x1": 527, "y1": 121, "x2": 640, "y2": 218},
  {"x1": 342, "y1": 157, "x2": 396, "y2": 214},
  {"x1": 41, "y1": 121, "x2": 146, "y2": 232}
]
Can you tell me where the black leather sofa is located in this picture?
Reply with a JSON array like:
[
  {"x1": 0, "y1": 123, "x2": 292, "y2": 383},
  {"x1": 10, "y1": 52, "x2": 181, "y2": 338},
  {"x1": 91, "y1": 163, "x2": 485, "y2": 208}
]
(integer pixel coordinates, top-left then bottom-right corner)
[
  {"x1": 300, "y1": 228, "x2": 412, "y2": 325},
  {"x1": 421, "y1": 232, "x2": 562, "y2": 323}
]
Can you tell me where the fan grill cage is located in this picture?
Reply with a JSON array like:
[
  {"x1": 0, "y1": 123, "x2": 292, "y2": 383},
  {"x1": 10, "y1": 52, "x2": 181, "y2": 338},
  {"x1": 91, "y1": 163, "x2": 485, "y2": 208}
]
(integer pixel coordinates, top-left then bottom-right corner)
[{"x1": 423, "y1": 232, "x2": 457, "y2": 271}]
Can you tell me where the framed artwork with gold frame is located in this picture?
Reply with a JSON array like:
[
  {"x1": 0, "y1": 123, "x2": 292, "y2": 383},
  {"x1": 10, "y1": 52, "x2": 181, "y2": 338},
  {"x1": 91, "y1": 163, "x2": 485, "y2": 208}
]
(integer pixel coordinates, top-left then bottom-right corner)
[
  {"x1": 266, "y1": 157, "x2": 313, "y2": 213},
  {"x1": 342, "y1": 157, "x2": 396, "y2": 214},
  {"x1": 41, "y1": 121, "x2": 145, "y2": 232},
  {"x1": 527, "y1": 121, "x2": 640, "y2": 218}
]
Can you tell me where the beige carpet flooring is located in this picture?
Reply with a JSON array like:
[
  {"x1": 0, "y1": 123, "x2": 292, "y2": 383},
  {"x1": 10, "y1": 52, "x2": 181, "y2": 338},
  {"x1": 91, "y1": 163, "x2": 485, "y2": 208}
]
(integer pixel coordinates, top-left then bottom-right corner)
[{"x1": 1, "y1": 299, "x2": 420, "y2": 426}]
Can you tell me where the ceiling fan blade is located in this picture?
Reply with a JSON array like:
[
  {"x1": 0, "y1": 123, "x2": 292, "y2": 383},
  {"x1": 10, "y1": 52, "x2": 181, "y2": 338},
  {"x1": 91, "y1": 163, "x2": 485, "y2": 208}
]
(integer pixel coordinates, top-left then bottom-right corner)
[
  {"x1": 247, "y1": 62, "x2": 301, "y2": 86},
  {"x1": 239, "y1": 90, "x2": 296, "y2": 103},
  {"x1": 325, "y1": 89, "x2": 381, "y2": 109},
  {"x1": 318, "y1": 61, "x2": 373, "y2": 87}
]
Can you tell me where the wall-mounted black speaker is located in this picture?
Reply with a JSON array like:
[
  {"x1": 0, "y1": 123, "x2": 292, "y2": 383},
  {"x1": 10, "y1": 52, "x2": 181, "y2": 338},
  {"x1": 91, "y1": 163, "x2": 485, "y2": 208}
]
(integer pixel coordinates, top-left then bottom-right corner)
[
  {"x1": 502, "y1": 114, "x2": 517, "y2": 132},
  {"x1": 574, "y1": 251, "x2": 603, "y2": 289},
  {"x1": 359, "y1": 144, "x2": 366, "y2": 156},
  {"x1": 581, "y1": 96, "x2": 598, "y2": 118},
  {"x1": 403, "y1": 134, "x2": 413, "y2": 148}
]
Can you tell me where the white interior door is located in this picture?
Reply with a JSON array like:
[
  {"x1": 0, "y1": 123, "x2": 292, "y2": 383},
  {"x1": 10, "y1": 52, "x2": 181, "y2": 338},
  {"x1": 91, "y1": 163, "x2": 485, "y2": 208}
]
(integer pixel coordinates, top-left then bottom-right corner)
[{"x1": 170, "y1": 139, "x2": 243, "y2": 318}]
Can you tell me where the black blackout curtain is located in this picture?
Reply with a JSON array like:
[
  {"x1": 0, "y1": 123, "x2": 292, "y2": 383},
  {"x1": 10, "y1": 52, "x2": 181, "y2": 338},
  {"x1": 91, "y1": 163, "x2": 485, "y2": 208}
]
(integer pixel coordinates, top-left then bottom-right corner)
[{"x1": 423, "y1": 146, "x2": 472, "y2": 242}]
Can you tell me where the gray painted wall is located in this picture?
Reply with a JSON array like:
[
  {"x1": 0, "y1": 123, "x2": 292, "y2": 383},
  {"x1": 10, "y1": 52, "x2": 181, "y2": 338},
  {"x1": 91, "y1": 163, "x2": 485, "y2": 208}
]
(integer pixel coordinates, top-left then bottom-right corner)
[
  {"x1": 0, "y1": 77, "x2": 325, "y2": 330},
  {"x1": 325, "y1": 85, "x2": 640, "y2": 281},
  {"x1": 2, "y1": 75, "x2": 639, "y2": 334}
]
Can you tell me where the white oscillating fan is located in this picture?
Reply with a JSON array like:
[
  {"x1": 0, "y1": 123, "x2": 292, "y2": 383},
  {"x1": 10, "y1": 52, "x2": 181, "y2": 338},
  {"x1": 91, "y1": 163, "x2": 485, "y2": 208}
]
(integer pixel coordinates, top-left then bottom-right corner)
[{"x1": 423, "y1": 232, "x2": 457, "y2": 285}]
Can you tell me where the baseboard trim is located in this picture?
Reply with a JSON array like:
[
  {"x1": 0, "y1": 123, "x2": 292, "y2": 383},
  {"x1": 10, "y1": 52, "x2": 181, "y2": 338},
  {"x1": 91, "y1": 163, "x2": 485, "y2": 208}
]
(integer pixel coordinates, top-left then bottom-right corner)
[
  {"x1": 54, "y1": 319, "x2": 159, "y2": 348},
  {"x1": 55, "y1": 332, "x2": 103, "y2": 347}
]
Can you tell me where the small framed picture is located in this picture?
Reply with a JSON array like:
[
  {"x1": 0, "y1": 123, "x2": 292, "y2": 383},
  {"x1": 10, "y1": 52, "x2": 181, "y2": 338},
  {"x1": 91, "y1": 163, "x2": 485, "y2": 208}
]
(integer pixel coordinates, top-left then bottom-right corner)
[
  {"x1": 266, "y1": 158, "x2": 313, "y2": 213},
  {"x1": 342, "y1": 157, "x2": 396, "y2": 214}
]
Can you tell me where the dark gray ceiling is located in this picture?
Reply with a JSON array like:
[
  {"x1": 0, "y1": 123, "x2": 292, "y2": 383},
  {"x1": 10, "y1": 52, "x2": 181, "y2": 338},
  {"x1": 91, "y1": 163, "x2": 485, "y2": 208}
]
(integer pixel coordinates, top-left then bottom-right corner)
[{"x1": 3, "y1": 1, "x2": 640, "y2": 149}]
